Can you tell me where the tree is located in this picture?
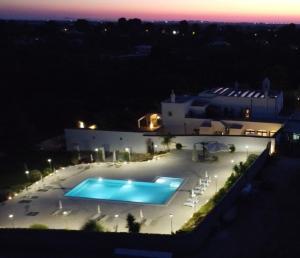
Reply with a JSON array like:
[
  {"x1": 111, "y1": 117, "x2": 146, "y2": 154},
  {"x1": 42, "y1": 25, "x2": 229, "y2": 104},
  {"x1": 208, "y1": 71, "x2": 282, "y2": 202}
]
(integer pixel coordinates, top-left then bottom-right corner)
[
  {"x1": 161, "y1": 134, "x2": 175, "y2": 151},
  {"x1": 81, "y1": 220, "x2": 105, "y2": 232},
  {"x1": 29, "y1": 170, "x2": 42, "y2": 182},
  {"x1": 176, "y1": 143, "x2": 183, "y2": 150},
  {"x1": 126, "y1": 213, "x2": 141, "y2": 233},
  {"x1": 229, "y1": 144, "x2": 236, "y2": 153},
  {"x1": 74, "y1": 19, "x2": 91, "y2": 33}
]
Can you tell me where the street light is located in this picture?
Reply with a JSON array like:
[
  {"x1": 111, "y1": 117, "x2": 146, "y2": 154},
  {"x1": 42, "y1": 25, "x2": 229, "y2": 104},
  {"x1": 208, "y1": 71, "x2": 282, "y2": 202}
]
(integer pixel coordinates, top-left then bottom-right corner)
[
  {"x1": 114, "y1": 214, "x2": 119, "y2": 232},
  {"x1": 62, "y1": 211, "x2": 68, "y2": 229},
  {"x1": 214, "y1": 175, "x2": 218, "y2": 193},
  {"x1": 25, "y1": 170, "x2": 30, "y2": 179},
  {"x1": 169, "y1": 213, "x2": 173, "y2": 234},
  {"x1": 245, "y1": 145, "x2": 249, "y2": 157},
  {"x1": 95, "y1": 148, "x2": 99, "y2": 162},
  {"x1": 8, "y1": 214, "x2": 14, "y2": 228},
  {"x1": 47, "y1": 159, "x2": 53, "y2": 172},
  {"x1": 125, "y1": 148, "x2": 131, "y2": 162}
]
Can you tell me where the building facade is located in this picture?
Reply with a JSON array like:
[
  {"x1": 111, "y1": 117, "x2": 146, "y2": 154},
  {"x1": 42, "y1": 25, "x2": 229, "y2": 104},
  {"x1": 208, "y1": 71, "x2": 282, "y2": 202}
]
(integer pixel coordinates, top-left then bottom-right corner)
[{"x1": 161, "y1": 79, "x2": 283, "y2": 136}]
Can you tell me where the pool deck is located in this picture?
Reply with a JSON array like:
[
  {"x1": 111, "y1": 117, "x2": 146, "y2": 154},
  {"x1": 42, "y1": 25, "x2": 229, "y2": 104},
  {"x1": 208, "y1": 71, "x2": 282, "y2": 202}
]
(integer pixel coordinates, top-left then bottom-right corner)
[{"x1": 0, "y1": 150, "x2": 251, "y2": 234}]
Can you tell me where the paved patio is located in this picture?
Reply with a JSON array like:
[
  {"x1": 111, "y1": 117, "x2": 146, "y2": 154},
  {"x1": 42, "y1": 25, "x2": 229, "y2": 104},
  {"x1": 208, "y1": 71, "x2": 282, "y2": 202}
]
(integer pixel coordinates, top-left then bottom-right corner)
[{"x1": 0, "y1": 150, "x2": 251, "y2": 234}]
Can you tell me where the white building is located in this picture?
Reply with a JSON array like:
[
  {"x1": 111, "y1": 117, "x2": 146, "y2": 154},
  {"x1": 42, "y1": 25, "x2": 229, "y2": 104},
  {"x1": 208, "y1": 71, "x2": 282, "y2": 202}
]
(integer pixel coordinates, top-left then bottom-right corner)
[{"x1": 161, "y1": 79, "x2": 283, "y2": 136}]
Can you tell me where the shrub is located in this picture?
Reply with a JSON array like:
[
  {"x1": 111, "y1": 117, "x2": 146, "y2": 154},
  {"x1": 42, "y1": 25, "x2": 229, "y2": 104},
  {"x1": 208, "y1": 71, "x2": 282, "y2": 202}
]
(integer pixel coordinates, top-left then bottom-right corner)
[
  {"x1": 42, "y1": 167, "x2": 52, "y2": 176},
  {"x1": 81, "y1": 220, "x2": 105, "y2": 232},
  {"x1": 29, "y1": 224, "x2": 49, "y2": 230},
  {"x1": 126, "y1": 213, "x2": 141, "y2": 233},
  {"x1": 229, "y1": 144, "x2": 236, "y2": 153},
  {"x1": 29, "y1": 170, "x2": 42, "y2": 182},
  {"x1": 175, "y1": 143, "x2": 183, "y2": 150},
  {"x1": 161, "y1": 134, "x2": 175, "y2": 151}
]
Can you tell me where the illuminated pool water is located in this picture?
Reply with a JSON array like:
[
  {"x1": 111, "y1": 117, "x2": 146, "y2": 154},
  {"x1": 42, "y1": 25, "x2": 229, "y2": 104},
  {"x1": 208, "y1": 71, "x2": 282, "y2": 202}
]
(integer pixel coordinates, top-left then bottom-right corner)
[{"x1": 65, "y1": 177, "x2": 183, "y2": 205}]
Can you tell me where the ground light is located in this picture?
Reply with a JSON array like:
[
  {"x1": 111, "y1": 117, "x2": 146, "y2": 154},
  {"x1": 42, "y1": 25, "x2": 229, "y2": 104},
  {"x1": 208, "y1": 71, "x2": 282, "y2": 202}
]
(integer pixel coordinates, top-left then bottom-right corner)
[{"x1": 169, "y1": 213, "x2": 174, "y2": 234}]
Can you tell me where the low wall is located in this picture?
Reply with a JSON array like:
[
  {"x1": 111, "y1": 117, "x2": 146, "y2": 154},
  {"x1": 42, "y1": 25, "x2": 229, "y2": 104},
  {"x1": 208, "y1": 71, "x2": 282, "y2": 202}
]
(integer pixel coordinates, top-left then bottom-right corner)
[{"x1": 65, "y1": 129, "x2": 272, "y2": 154}]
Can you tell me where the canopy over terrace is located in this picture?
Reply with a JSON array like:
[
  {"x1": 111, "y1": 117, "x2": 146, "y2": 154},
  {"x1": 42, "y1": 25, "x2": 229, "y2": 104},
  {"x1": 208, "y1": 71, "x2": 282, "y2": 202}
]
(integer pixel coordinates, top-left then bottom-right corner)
[{"x1": 192, "y1": 141, "x2": 230, "y2": 161}]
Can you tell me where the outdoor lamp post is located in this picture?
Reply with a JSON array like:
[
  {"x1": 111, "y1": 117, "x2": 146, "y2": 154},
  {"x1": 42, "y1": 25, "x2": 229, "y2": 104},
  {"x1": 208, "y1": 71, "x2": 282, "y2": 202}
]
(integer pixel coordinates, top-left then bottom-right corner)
[
  {"x1": 214, "y1": 175, "x2": 218, "y2": 193},
  {"x1": 125, "y1": 148, "x2": 131, "y2": 162},
  {"x1": 95, "y1": 148, "x2": 99, "y2": 162},
  {"x1": 169, "y1": 213, "x2": 173, "y2": 234},
  {"x1": 114, "y1": 214, "x2": 119, "y2": 232},
  {"x1": 47, "y1": 159, "x2": 53, "y2": 172},
  {"x1": 245, "y1": 145, "x2": 249, "y2": 157},
  {"x1": 62, "y1": 211, "x2": 68, "y2": 229},
  {"x1": 8, "y1": 214, "x2": 14, "y2": 228}
]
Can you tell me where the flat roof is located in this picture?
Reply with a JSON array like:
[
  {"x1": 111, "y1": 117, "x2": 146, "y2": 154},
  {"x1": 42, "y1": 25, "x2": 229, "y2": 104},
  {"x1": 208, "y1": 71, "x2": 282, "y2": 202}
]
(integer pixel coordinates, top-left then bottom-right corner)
[{"x1": 203, "y1": 87, "x2": 280, "y2": 99}]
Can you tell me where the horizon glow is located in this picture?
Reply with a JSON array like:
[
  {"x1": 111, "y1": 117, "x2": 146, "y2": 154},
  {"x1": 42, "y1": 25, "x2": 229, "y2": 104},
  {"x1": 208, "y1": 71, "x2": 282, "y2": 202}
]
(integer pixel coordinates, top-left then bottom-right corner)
[{"x1": 1, "y1": 0, "x2": 300, "y2": 23}]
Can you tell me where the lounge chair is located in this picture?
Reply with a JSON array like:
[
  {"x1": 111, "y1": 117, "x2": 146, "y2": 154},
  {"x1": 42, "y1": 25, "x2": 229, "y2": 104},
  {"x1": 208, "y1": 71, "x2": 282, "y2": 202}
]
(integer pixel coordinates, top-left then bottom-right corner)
[
  {"x1": 184, "y1": 201, "x2": 195, "y2": 207},
  {"x1": 193, "y1": 188, "x2": 204, "y2": 195},
  {"x1": 187, "y1": 197, "x2": 199, "y2": 204}
]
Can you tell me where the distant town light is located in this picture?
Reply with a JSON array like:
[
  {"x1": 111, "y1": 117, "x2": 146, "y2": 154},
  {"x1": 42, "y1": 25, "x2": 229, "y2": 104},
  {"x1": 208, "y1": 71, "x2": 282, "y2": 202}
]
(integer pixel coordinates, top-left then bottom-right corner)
[
  {"x1": 47, "y1": 159, "x2": 52, "y2": 163},
  {"x1": 8, "y1": 214, "x2": 14, "y2": 219},
  {"x1": 89, "y1": 124, "x2": 97, "y2": 130},
  {"x1": 78, "y1": 121, "x2": 85, "y2": 128},
  {"x1": 172, "y1": 30, "x2": 177, "y2": 35},
  {"x1": 8, "y1": 196, "x2": 12, "y2": 200},
  {"x1": 25, "y1": 170, "x2": 29, "y2": 175}
]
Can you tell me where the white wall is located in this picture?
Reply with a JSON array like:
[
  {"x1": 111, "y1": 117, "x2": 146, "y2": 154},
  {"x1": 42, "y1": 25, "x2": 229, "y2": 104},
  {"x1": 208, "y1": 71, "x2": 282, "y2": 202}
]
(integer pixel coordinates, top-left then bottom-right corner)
[
  {"x1": 65, "y1": 129, "x2": 147, "y2": 153},
  {"x1": 65, "y1": 129, "x2": 271, "y2": 154}
]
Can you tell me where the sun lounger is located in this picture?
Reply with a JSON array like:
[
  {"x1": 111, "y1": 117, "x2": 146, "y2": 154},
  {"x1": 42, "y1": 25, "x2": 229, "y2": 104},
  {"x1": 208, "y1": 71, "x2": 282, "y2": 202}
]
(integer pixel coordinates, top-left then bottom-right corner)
[
  {"x1": 194, "y1": 186, "x2": 205, "y2": 191},
  {"x1": 186, "y1": 197, "x2": 199, "y2": 204},
  {"x1": 184, "y1": 201, "x2": 195, "y2": 207},
  {"x1": 193, "y1": 188, "x2": 204, "y2": 195}
]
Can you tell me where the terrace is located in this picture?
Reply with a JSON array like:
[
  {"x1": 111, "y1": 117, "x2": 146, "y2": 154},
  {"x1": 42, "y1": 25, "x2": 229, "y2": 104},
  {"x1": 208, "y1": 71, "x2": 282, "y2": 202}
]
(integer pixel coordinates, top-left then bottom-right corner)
[{"x1": 0, "y1": 150, "x2": 250, "y2": 234}]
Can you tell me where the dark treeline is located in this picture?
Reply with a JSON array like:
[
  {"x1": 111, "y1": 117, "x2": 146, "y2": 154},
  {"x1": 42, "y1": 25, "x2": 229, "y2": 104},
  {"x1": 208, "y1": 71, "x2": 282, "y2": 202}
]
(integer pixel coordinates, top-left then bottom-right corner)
[{"x1": 0, "y1": 18, "x2": 300, "y2": 152}]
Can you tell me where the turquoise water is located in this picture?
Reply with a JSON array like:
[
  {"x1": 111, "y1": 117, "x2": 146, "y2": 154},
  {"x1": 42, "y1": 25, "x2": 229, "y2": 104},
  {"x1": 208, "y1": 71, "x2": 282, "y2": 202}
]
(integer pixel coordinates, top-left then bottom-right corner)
[{"x1": 65, "y1": 177, "x2": 183, "y2": 205}]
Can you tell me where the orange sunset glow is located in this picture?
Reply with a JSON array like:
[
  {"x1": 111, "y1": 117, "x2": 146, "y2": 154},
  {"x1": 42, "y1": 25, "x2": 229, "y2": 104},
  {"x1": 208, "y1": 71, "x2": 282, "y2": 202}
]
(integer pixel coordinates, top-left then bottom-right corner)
[{"x1": 0, "y1": 0, "x2": 300, "y2": 22}]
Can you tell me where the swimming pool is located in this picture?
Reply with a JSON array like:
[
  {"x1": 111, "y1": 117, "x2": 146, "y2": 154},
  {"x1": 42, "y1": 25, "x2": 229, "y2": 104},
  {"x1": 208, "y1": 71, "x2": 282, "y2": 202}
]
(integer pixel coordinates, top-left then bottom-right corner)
[{"x1": 65, "y1": 177, "x2": 183, "y2": 205}]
